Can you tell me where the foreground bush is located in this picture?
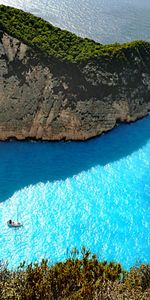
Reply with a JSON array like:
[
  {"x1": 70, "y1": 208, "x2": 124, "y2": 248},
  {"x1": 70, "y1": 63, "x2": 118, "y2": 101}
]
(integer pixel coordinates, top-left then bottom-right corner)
[{"x1": 0, "y1": 247, "x2": 150, "y2": 299}]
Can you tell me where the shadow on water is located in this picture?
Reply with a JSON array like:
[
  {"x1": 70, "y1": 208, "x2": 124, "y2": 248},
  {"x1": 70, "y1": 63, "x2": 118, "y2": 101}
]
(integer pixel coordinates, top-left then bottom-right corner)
[{"x1": 0, "y1": 115, "x2": 150, "y2": 202}]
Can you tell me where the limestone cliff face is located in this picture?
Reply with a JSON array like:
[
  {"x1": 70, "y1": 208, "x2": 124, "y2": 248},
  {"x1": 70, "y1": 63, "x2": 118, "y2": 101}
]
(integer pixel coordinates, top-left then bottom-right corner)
[{"x1": 0, "y1": 32, "x2": 150, "y2": 140}]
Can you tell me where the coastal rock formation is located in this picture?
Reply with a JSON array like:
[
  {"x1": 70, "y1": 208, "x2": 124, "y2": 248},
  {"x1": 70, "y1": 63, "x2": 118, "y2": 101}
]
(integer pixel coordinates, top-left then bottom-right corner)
[{"x1": 0, "y1": 32, "x2": 150, "y2": 140}]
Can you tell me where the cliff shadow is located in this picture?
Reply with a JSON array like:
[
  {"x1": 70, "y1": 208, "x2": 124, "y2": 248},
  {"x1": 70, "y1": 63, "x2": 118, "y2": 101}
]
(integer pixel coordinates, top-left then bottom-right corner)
[{"x1": 0, "y1": 115, "x2": 150, "y2": 202}]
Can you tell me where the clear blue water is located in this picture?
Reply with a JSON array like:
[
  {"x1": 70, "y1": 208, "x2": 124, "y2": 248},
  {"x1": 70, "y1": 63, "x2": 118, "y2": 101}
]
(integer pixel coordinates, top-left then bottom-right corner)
[
  {"x1": 0, "y1": 0, "x2": 150, "y2": 44},
  {"x1": 0, "y1": 116, "x2": 150, "y2": 269},
  {"x1": 0, "y1": 0, "x2": 150, "y2": 270}
]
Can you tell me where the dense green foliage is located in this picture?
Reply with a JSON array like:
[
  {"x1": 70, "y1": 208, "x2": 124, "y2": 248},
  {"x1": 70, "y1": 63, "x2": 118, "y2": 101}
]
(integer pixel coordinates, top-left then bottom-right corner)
[
  {"x1": 0, "y1": 5, "x2": 150, "y2": 63},
  {"x1": 0, "y1": 248, "x2": 150, "y2": 299}
]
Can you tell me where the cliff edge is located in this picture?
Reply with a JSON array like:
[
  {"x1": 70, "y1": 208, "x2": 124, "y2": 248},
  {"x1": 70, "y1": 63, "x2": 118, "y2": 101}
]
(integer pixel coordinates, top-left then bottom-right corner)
[{"x1": 0, "y1": 5, "x2": 150, "y2": 140}]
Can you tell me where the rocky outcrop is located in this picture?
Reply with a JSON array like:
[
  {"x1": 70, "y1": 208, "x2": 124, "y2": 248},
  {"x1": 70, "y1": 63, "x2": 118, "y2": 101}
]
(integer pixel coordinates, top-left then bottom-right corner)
[{"x1": 0, "y1": 32, "x2": 150, "y2": 140}]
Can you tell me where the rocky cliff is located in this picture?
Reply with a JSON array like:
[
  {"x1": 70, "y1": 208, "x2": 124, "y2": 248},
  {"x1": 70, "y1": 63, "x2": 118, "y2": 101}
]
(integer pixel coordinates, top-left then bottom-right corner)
[{"x1": 0, "y1": 31, "x2": 150, "y2": 140}]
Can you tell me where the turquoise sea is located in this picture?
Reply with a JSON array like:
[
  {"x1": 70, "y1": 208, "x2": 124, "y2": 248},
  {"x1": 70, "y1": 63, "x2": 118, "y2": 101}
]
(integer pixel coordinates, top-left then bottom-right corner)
[
  {"x1": 0, "y1": 0, "x2": 150, "y2": 269},
  {"x1": 0, "y1": 116, "x2": 150, "y2": 269}
]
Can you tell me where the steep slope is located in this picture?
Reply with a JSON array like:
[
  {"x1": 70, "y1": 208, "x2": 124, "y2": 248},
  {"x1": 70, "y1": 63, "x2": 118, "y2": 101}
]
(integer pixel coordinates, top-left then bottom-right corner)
[{"x1": 0, "y1": 5, "x2": 150, "y2": 140}]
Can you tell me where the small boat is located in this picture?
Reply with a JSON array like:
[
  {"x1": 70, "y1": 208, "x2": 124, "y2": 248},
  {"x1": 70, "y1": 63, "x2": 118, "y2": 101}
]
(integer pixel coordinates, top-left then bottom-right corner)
[{"x1": 7, "y1": 220, "x2": 23, "y2": 228}]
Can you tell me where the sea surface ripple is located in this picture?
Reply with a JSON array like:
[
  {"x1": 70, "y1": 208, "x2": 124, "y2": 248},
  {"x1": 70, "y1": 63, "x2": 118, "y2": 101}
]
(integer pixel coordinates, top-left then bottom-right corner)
[
  {"x1": 0, "y1": 0, "x2": 150, "y2": 43},
  {"x1": 0, "y1": 116, "x2": 150, "y2": 269}
]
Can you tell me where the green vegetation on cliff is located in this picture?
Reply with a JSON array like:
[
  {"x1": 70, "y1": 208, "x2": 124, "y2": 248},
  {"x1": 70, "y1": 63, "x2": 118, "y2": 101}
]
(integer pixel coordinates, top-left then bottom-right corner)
[
  {"x1": 0, "y1": 5, "x2": 150, "y2": 63},
  {"x1": 0, "y1": 248, "x2": 150, "y2": 299}
]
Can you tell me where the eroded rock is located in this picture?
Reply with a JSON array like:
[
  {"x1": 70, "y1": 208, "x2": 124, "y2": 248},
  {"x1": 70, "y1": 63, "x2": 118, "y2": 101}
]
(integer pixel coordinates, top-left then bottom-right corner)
[{"x1": 0, "y1": 32, "x2": 150, "y2": 140}]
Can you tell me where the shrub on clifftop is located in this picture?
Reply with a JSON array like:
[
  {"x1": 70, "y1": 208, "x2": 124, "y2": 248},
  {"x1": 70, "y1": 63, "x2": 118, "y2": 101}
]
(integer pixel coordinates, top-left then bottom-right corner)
[
  {"x1": 0, "y1": 247, "x2": 150, "y2": 299},
  {"x1": 0, "y1": 5, "x2": 150, "y2": 63}
]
